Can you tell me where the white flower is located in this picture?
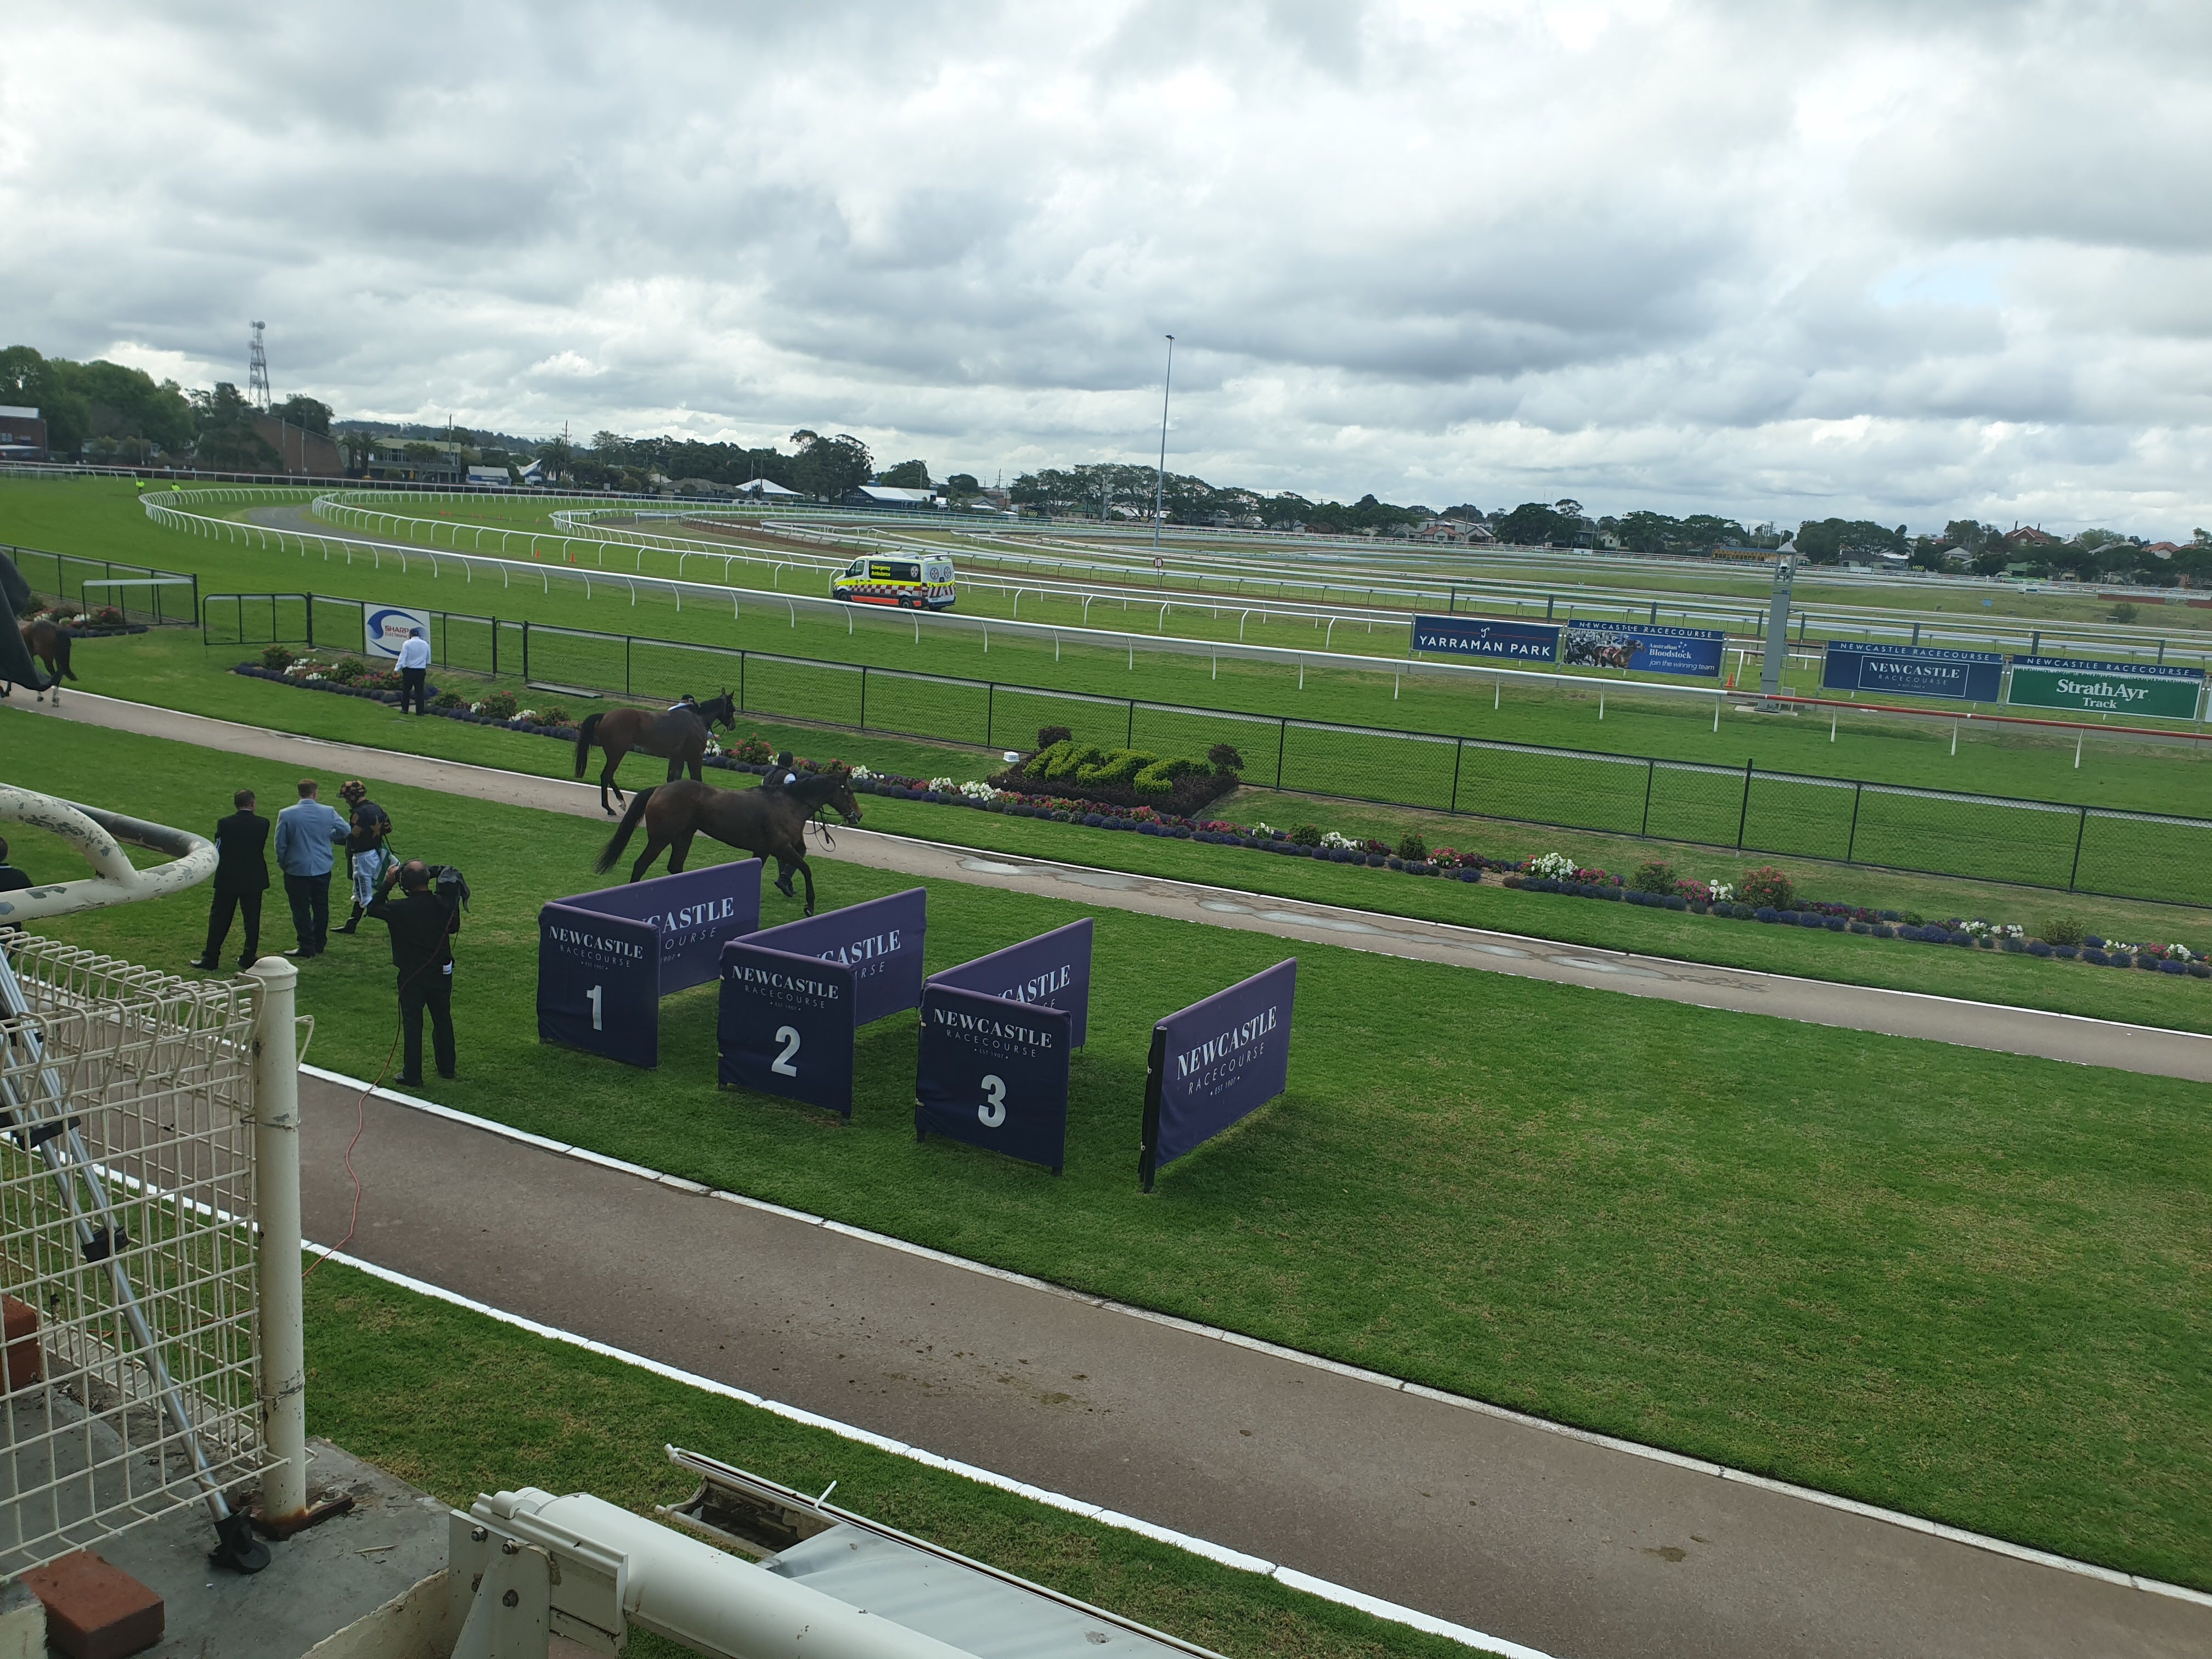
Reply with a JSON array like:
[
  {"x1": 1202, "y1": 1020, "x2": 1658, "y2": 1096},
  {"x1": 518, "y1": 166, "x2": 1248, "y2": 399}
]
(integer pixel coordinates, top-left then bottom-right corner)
[
  {"x1": 304, "y1": 673, "x2": 326, "y2": 682},
  {"x1": 958, "y1": 780, "x2": 1001, "y2": 800},
  {"x1": 1706, "y1": 881, "x2": 1734, "y2": 903},
  {"x1": 514, "y1": 708, "x2": 540, "y2": 724},
  {"x1": 1320, "y1": 831, "x2": 1358, "y2": 849},
  {"x1": 1528, "y1": 852, "x2": 1578, "y2": 879},
  {"x1": 1251, "y1": 821, "x2": 1275, "y2": 836},
  {"x1": 2169, "y1": 944, "x2": 2194, "y2": 962},
  {"x1": 927, "y1": 775, "x2": 956, "y2": 792},
  {"x1": 850, "y1": 764, "x2": 877, "y2": 780}
]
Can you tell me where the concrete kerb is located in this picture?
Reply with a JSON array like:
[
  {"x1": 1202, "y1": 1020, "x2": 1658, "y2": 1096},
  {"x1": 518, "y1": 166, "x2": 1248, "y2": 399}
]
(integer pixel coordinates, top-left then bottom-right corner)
[
  {"x1": 298, "y1": 1060, "x2": 2212, "y2": 1615},
  {"x1": 300, "y1": 1231, "x2": 1548, "y2": 1659}
]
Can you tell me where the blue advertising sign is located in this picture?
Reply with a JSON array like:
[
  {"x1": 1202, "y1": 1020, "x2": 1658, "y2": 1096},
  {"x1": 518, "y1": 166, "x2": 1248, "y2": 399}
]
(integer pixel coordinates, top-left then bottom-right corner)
[
  {"x1": 717, "y1": 944, "x2": 856, "y2": 1116},
  {"x1": 560, "y1": 860, "x2": 761, "y2": 994},
  {"x1": 537, "y1": 860, "x2": 763, "y2": 1069},
  {"x1": 537, "y1": 904, "x2": 661, "y2": 1068},
  {"x1": 1410, "y1": 615, "x2": 1560, "y2": 664},
  {"x1": 927, "y1": 919, "x2": 1093, "y2": 1048},
  {"x1": 914, "y1": 985, "x2": 1073, "y2": 1173},
  {"x1": 1139, "y1": 958, "x2": 1297, "y2": 1192},
  {"x1": 737, "y1": 888, "x2": 928, "y2": 1025},
  {"x1": 1562, "y1": 622, "x2": 1726, "y2": 678},
  {"x1": 1822, "y1": 640, "x2": 2005, "y2": 702}
]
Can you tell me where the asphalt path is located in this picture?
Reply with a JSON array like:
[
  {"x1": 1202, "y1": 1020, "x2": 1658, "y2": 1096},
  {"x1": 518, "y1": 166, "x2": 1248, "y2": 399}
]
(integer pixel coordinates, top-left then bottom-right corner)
[
  {"x1": 295, "y1": 1071, "x2": 2211, "y2": 1659},
  {"x1": 13, "y1": 690, "x2": 2212, "y2": 1082}
]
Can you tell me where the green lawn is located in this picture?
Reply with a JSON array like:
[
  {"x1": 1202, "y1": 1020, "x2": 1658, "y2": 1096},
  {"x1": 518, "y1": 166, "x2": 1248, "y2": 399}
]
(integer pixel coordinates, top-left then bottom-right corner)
[
  {"x1": 6, "y1": 713, "x2": 2208, "y2": 1590},
  {"x1": 9, "y1": 478, "x2": 2211, "y2": 827},
  {"x1": 18, "y1": 627, "x2": 2212, "y2": 1032},
  {"x1": 307, "y1": 1263, "x2": 1480, "y2": 1659}
]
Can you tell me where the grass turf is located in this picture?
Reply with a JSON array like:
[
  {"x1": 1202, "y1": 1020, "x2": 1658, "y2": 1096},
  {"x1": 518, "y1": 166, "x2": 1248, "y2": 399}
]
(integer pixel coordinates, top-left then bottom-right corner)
[
  {"x1": 9, "y1": 478, "x2": 2212, "y2": 825},
  {"x1": 305, "y1": 1260, "x2": 1482, "y2": 1659},
  {"x1": 14, "y1": 630, "x2": 2212, "y2": 1033},
  {"x1": 4, "y1": 712, "x2": 2208, "y2": 1590}
]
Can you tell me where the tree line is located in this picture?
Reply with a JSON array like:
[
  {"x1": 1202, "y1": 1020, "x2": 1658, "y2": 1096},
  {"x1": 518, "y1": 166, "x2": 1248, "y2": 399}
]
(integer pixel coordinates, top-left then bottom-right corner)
[{"x1": 0, "y1": 345, "x2": 330, "y2": 470}]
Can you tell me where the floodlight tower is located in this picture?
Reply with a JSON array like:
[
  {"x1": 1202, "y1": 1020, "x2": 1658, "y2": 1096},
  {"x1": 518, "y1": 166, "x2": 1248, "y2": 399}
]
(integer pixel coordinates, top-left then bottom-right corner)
[{"x1": 247, "y1": 321, "x2": 271, "y2": 411}]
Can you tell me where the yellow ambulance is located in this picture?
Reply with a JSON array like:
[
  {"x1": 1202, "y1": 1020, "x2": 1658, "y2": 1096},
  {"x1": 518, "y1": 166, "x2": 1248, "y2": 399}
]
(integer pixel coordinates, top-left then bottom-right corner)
[{"x1": 830, "y1": 554, "x2": 957, "y2": 610}]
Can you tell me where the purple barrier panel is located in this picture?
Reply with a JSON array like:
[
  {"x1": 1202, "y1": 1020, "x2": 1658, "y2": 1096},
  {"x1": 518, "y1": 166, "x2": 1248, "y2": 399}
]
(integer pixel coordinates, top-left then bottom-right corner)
[
  {"x1": 914, "y1": 985, "x2": 1072, "y2": 1174},
  {"x1": 1139, "y1": 957, "x2": 1297, "y2": 1192},
  {"x1": 565, "y1": 859, "x2": 761, "y2": 995},
  {"x1": 926, "y1": 917, "x2": 1093, "y2": 1047},
  {"x1": 717, "y1": 941, "x2": 857, "y2": 1116},
  {"x1": 538, "y1": 904, "x2": 661, "y2": 1068},
  {"x1": 745, "y1": 888, "x2": 927, "y2": 1026}
]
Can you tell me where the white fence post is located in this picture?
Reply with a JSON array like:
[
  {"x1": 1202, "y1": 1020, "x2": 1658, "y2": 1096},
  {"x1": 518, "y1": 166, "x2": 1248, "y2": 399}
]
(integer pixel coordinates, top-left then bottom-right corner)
[{"x1": 247, "y1": 957, "x2": 309, "y2": 1526}]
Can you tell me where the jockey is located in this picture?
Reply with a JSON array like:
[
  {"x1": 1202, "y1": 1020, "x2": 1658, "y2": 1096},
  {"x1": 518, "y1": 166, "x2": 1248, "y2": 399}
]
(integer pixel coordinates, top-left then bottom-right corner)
[
  {"x1": 668, "y1": 693, "x2": 698, "y2": 714},
  {"x1": 762, "y1": 751, "x2": 803, "y2": 899}
]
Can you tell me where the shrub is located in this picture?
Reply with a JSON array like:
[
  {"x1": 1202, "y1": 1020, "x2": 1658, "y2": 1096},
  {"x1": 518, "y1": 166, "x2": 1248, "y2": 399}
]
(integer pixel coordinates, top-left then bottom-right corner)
[
  {"x1": 2038, "y1": 915, "x2": 2086, "y2": 947},
  {"x1": 2108, "y1": 602, "x2": 2138, "y2": 623},
  {"x1": 473, "y1": 690, "x2": 519, "y2": 720},
  {"x1": 1754, "y1": 906, "x2": 1779, "y2": 923},
  {"x1": 537, "y1": 704, "x2": 571, "y2": 729},
  {"x1": 1207, "y1": 742, "x2": 1244, "y2": 772},
  {"x1": 1737, "y1": 866, "x2": 1795, "y2": 910},
  {"x1": 1289, "y1": 824, "x2": 1323, "y2": 847},
  {"x1": 2081, "y1": 948, "x2": 2109, "y2": 966},
  {"x1": 259, "y1": 644, "x2": 296, "y2": 670},
  {"x1": 1132, "y1": 755, "x2": 1194, "y2": 795},
  {"x1": 87, "y1": 605, "x2": 126, "y2": 628},
  {"x1": 2027, "y1": 940, "x2": 2053, "y2": 957},
  {"x1": 431, "y1": 690, "x2": 468, "y2": 712},
  {"x1": 325, "y1": 657, "x2": 368, "y2": 685},
  {"x1": 1036, "y1": 725, "x2": 1073, "y2": 749},
  {"x1": 1075, "y1": 748, "x2": 1154, "y2": 786},
  {"x1": 1872, "y1": 923, "x2": 1895, "y2": 939},
  {"x1": 1034, "y1": 741, "x2": 1097, "y2": 781},
  {"x1": 1728, "y1": 902, "x2": 1753, "y2": 919},
  {"x1": 1396, "y1": 831, "x2": 1428, "y2": 863},
  {"x1": 1629, "y1": 859, "x2": 1676, "y2": 894}
]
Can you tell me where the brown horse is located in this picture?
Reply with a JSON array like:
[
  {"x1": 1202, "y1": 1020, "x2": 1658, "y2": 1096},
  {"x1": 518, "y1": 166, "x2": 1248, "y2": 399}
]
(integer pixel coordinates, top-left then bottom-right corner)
[
  {"x1": 18, "y1": 622, "x2": 74, "y2": 703},
  {"x1": 594, "y1": 771, "x2": 862, "y2": 915},
  {"x1": 573, "y1": 690, "x2": 737, "y2": 814}
]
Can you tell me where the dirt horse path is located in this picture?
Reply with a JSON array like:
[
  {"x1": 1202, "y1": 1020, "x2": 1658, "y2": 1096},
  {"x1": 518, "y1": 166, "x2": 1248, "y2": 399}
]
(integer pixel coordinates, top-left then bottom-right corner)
[{"x1": 14, "y1": 689, "x2": 2212, "y2": 1083}]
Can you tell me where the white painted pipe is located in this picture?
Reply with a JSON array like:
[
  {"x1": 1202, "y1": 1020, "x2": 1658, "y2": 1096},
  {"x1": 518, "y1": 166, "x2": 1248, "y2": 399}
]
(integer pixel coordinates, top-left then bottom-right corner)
[
  {"x1": 479, "y1": 1489, "x2": 973, "y2": 1659},
  {"x1": 246, "y1": 957, "x2": 308, "y2": 1525},
  {"x1": 0, "y1": 789, "x2": 216, "y2": 922}
]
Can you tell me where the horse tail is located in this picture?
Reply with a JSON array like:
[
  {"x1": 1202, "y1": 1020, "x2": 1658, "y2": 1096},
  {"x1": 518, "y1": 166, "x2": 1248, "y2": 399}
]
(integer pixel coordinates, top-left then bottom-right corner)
[
  {"x1": 595, "y1": 785, "x2": 656, "y2": 873},
  {"x1": 574, "y1": 712, "x2": 603, "y2": 777},
  {"x1": 55, "y1": 630, "x2": 75, "y2": 681}
]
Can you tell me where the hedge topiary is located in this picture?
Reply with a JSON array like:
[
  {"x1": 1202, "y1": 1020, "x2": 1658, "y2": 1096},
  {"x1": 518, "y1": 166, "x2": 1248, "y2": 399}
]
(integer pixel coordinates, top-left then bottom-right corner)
[{"x1": 1037, "y1": 725, "x2": 1073, "y2": 749}]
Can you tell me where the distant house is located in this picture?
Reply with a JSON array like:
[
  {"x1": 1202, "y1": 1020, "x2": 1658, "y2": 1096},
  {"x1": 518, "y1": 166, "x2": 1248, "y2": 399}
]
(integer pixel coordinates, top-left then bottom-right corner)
[
  {"x1": 253, "y1": 415, "x2": 343, "y2": 476},
  {"x1": 466, "y1": 465, "x2": 514, "y2": 488},
  {"x1": 2145, "y1": 541, "x2": 2183, "y2": 560},
  {"x1": 0, "y1": 405, "x2": 49, "y2": 461},
  {"x1": 734, "y1": 477, "x2": 803, "y2": 500},
  {"x1": 1414, "y1": 517, "x2": 1493, "y2": 545},
  {"x1": 845, "y1": 484, "x2": 943, "y2": 511},
  {"x1": 2004, "y1": 524, "x2": 2061, "y2": 549},
  {"x1": 364, "y1": 439, "x2": 467, "y2": 484}
]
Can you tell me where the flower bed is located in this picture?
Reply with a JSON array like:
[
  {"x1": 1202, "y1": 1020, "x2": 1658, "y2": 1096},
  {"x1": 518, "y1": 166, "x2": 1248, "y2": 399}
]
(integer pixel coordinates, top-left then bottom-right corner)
[
  {"x1": 227, "y1": 667, "x2": 2212, "y2": 984},
  {"x1": 986, "y1": 739, "x2": 1240, "y2": 817},
  {"x1": 19, "y1": 602, "x2": 148, "y2": 637}
]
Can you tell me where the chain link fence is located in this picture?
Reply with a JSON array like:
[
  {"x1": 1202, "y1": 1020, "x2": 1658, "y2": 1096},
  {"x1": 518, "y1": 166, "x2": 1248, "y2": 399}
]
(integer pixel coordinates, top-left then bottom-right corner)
[
  {"x1": 202, "y1": 595, "x2": 2212, "y2": 909},
  {"x1": 5, "y1": 545, "x2": 198, "y2": 627}
]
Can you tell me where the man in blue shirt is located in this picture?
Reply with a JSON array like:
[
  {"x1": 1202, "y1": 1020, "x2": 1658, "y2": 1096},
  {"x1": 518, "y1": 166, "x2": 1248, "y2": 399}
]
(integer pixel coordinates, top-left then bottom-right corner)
[{"x1": 273, "y1": 777, "x2": 350, "y2": 957}]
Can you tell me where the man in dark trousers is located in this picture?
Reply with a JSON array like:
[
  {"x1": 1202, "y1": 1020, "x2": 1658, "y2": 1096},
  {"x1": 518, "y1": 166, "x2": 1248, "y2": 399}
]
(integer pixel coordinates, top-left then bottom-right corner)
[
  {"x1": 366, "y1": 858, "x2": 460, "y2": 1085},
  {"x1": 189, "y1": 790, "x2": 269, "y2": 970},
  {"x1": 274, "y1": 777, "x2": 349, "y2": 957},
  {"x1": 0, "y1": 837, "x2": 33, "y2": 895}
]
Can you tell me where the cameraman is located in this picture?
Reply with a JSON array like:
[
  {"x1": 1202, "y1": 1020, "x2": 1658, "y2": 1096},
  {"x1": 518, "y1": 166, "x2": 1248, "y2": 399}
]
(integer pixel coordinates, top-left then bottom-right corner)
[{"x1": 365, "y1": 858, "x2": 461, "y2": 1086}]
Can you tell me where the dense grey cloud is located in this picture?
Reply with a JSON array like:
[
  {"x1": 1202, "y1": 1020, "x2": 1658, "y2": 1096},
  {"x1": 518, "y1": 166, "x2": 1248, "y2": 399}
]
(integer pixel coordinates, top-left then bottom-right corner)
[{"x1": 4, "y1": 0, "x2": 2210, "y2": 531}]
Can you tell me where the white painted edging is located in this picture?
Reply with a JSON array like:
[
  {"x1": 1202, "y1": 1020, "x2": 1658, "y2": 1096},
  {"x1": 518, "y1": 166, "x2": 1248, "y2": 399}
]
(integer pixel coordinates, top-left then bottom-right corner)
[
  {"x1": 300, "y1": 1063, "x2": 2212, "y2": 1614},
  {"x1": 302, "y1": 1238, "x2": 1548, "y2": 1659}
]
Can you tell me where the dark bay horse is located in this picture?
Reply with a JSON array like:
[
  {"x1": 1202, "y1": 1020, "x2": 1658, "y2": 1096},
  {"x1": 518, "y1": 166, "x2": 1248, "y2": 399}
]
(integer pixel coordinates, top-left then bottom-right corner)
[
  {"x1": 573, "y1": 690, "x2": 737, "y2": 814},
  {"x1": 0, "y1": 550, "x2": 56, "y2": 702},
  {"x1": 19, "y1": 622, "x2": 75, "y2": 702},
  {"x1": 594, "y1": 771, "x2": 862, "y2": 915}
]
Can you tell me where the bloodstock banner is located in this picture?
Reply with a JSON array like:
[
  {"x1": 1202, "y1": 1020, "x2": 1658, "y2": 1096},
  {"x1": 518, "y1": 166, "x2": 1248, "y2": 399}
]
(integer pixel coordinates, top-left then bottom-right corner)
[
  {"x1": 1410, "y1": 615, "x2": 1560, "y2": 663},
  {"x1": 2005, "y1": 656, "x2": 2205, "y2": 720},
  {"x1": 1561, "y1": 622, "x2": 1726, "y2": 678},
  {"x1": 1821, "y1": 640, "x2": 2005, "y2": 702},
  {"x1": 914, "y1": 920, "x2": 1094, "y2": 1173},
  {"x1": 717, "y1": 888, "x2": 927, "y2": 1116},
  {"x1": 1139, "y1": 958, "x2": 1297, "y2": 1192},
  {"x1": 538, "y1": 860, "x2": 763, "y2": 1068}
]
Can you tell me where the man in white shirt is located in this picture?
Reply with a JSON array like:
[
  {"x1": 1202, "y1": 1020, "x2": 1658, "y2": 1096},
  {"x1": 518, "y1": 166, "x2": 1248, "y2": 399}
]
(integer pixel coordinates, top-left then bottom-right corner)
[{"x1": 396, "y1": 628, "x2": 431, "y2": 715}]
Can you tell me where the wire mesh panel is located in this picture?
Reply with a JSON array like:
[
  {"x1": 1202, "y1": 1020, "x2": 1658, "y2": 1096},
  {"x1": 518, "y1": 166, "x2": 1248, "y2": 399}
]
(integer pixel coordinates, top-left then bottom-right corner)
[
  {"x1": 742, "y1": 655, "x2": 866, "y2": 730},
  {"x1": 1130, "y1": 704, "x2": 1277, "y2": 771},
  {"x1": 1741, "y1": 773, "x2": 1857, "y2": 863},
  {"x1": 986, "y1": 686, "x2": 1126, "y2": 752},
  {"x1": 308, "y1": 595, "x2": 365, "y2": 655},
  {"x1": 0, "y1": 938, "x2": 262, "y2": 1576},
  {"x1": 1846, "y1": 785, "x2": 2083, "y2": 890},
  {"x1": 1644, "y1": 760, "x2": 1754, "y2": 847},
  {"x1": 625, "y1": 638, "x2": 746, "y2": 706},
  {"x1": 857, "y1": 667, "x2": 989, "y2": 745},
  {"x1": 1455, "y1": 740, "x2": 1649, "y2": 834},
  {"x1": 518, "y1": 627, "x2": 631, "y2": 695},
  {"x1": 1281, "y1": 721, "x2": 1460, "y2": 811},
  {"x1": 2074, "y1": 809, "x2": 2212, "y2": 908}
]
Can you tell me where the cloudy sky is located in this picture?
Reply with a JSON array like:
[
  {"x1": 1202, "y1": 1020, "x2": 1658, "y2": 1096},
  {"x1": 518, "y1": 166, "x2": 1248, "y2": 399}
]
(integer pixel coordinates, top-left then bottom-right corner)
[{"x1": 5, "y1": 1, "x2": 2210, "y2": 532}]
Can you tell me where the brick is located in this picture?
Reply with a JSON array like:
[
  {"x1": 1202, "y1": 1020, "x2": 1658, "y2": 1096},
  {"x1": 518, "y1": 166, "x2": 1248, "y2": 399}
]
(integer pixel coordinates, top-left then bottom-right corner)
[
  {"x1": 1, "y1": 1295, "x2": 40, "y2": 1391},
  {"x1": 20, "y1": 1551, "x2": 163, "y2": 1659}
]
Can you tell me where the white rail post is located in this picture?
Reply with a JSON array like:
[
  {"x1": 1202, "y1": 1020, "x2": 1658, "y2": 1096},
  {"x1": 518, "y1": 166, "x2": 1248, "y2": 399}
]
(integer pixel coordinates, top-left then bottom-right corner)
[{"x1": 247, "y1": 957, "x2": 309, "y2": 1526}]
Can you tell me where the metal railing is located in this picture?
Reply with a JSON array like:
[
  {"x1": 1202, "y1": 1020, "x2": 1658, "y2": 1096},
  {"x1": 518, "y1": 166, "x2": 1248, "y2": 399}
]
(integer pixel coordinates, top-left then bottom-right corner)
[
  {"x1": 4, "y1": 545, "x2": 199, "y2": 626},
  {"x1": 202, "y1": 594, "x2": 2212, "y2": 907}
]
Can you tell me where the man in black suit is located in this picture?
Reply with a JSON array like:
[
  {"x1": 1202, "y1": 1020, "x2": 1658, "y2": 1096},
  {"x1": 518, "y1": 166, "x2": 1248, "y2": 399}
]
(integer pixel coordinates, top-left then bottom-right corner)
[
  {"x1": 190, "y1": 789, "x2": 270, "y2": 971},
  {"x1": 365, "y1": 859, "x2": 461, "y2": 1085}
]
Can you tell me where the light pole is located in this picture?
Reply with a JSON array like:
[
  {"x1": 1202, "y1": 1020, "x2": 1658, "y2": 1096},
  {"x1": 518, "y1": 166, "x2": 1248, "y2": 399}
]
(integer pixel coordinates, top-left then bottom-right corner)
[{"x1": 1153, "y1": 334, "x2": 1174, "y2": 549}]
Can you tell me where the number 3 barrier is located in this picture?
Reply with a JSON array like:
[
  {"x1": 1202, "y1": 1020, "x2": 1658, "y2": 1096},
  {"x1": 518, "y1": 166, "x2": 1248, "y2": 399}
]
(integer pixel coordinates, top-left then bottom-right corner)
[
  {"x1": 915, "y1": 919, "x2": 1094, "y2": 1175},
  {"x1": 538, "y1": 860, "x2": 764, "y2": 1068},
  {"x1": 716, "y1": 889, "x2": 928, "y2": 1117}
]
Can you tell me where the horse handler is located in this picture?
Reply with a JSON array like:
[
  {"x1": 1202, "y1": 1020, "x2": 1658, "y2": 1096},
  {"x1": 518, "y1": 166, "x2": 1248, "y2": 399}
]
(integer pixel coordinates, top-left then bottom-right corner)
[{"x1": 366, "y1": 859, "x2": 461, "y2": 1085}]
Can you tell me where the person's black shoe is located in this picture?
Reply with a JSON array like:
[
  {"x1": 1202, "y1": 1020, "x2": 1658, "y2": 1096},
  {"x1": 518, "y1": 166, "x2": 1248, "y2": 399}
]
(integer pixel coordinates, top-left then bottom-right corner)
[
  {"x1": 187, "y1": 958, "x2": 218, "y2": 970},
  {"x1": 284, "y1": 947, "x2": 312, "y2": 958},
  {"x1": 437, "y1": 1070, "x2": 455, "y2": 1081},
  {"x1": 235, "y1": 960, "x2": 256, "y2": 972},
  {"x1": 393, "y1": 1074, "x2": 424, "y2": 1087}
]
